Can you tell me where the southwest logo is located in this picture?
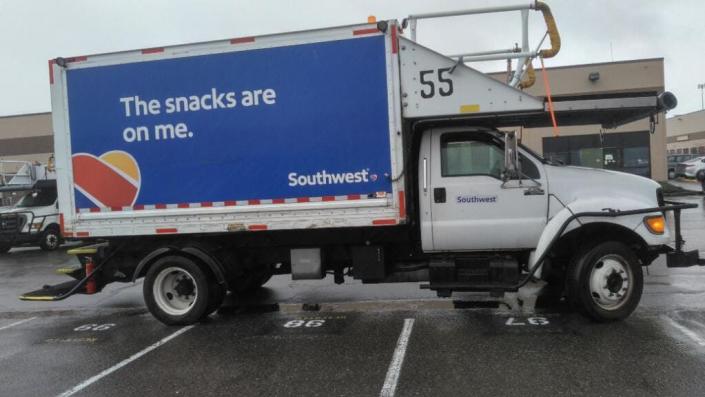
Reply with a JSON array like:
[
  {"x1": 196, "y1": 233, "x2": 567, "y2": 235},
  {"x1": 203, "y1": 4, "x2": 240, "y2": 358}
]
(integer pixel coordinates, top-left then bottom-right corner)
[{"x1": 72, "y1": 151, "x2": 141, "y2": 208}]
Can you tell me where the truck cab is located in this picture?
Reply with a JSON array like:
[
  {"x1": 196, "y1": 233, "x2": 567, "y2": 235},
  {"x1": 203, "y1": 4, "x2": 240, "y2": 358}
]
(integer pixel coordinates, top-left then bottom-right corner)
[{"x1": 414, "y1": 126, "x2": 673, "y2": 319}]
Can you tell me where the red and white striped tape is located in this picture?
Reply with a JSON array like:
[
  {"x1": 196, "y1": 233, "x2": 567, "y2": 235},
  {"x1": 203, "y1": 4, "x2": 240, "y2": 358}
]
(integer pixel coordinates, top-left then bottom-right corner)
[{"x1": 77, "y1": 193, "x2": 380, "y2": 213}]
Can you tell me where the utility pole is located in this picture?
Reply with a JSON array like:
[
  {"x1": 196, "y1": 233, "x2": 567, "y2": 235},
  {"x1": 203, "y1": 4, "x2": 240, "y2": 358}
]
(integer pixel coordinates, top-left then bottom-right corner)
[{"x1": 699, "y1": 83, "x2": 705, "y2": 110}]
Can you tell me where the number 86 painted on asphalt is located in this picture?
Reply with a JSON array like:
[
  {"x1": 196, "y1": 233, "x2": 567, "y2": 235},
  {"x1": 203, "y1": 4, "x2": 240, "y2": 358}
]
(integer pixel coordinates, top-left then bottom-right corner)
[{"x1": 283, "y1": 320, "x2": 325, "y2": 328}]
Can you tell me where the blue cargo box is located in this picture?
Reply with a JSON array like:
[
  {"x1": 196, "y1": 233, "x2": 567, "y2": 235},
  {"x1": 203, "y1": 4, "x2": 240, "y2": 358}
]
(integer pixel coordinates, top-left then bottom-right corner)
[{"x1": 60, "y1": 32, "x2": 395, "y2": 211}]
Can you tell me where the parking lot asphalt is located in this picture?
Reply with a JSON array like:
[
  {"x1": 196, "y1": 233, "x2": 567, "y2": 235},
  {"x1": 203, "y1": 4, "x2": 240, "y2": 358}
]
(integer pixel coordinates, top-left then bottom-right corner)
[{"x1": 1, "y1": 195, "x2": 705, "y2": 396}]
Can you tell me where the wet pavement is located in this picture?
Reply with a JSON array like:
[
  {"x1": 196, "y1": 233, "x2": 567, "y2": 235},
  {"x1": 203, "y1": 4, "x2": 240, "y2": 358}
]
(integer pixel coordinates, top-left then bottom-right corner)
[{"x1": 1, "y1": 195, "x2": 705, "y2": 396}]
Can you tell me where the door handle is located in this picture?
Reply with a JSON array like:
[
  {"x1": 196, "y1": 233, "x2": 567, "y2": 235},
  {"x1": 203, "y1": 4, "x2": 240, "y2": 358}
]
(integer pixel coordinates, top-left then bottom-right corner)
[
  {"x1": 524, "y1": 186, "x2": 545, "y2": 196},
  {"x1": 434, "y1": 187, "x2": 446, "y2": 203},
  {"x1": 422, "y1": 157, "x2": 428, "y2": 193}
]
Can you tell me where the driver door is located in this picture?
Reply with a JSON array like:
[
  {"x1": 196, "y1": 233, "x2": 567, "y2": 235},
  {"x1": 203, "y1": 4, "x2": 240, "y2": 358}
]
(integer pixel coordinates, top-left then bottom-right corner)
[{"x1": 424, "y1": 129, "x2": 549, "y2": 251}]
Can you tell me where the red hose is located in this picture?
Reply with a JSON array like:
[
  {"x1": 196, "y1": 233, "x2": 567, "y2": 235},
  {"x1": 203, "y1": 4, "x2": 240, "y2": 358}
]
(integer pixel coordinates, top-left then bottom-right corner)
[{"x1": 540, "y1": 56, "x2": 559, "y2": 137}]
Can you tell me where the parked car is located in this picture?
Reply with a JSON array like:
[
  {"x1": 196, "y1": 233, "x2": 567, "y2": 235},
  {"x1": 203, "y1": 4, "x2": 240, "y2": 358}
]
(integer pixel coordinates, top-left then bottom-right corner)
[
  {"x1": 674, "y1": 156, "x2": 705, "y2": 180},
  {"x1": 668, "y1": 154, "x2": 699, "y2": 179},
  {"x1": 0, "y1": 180, "x2": 61, "y2": 254}
]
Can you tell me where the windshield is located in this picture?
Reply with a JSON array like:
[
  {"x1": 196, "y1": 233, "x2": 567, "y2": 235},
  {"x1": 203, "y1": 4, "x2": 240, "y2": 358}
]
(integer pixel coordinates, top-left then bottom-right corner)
[
  {"x1": 519, "y1": 142, "x2": 554, "y2": 165},
  {"x1": 15, "y1": 188, "x2": 57, "y2": 208}
]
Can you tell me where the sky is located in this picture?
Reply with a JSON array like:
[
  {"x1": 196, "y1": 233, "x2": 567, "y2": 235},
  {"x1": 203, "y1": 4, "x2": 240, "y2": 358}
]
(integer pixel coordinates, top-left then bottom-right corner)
[{"x1": 1, "y1": 0, "x2": 704, "y2": 117}]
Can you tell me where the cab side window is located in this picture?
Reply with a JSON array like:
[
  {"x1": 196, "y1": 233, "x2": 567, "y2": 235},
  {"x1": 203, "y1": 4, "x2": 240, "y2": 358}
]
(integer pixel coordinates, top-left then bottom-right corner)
[
  {"x1": 441, "y1": 133, "x2": 540, "y2": 180},
  {"x1": 441, "y1": 136, "x2": 504, "y2": 179}
]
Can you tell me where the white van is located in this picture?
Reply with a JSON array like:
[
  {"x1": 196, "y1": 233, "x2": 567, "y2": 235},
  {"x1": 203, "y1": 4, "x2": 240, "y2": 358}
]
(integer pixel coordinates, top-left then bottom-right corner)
[{"x1": 0, "y1": 180, "x2": 61, "y2": 253}]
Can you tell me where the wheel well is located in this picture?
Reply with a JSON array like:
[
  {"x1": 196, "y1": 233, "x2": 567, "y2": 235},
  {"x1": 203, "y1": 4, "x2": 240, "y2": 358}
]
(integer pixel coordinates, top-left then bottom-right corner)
[
  {"x1": 544, "y1": 222, "x2": 653, "y2": 282},
  {"x1": 44, "y1": 223, "x2": 60, "y2": 232},
  {"x1": 131, "y1": 243, "x2": 226, "y2": 287}
]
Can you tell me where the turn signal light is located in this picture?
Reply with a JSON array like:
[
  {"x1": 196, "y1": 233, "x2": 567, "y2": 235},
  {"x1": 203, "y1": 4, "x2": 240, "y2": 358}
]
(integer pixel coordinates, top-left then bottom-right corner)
[{"x1": 644, "y1": 215, "x2": 665, "y2": 235}]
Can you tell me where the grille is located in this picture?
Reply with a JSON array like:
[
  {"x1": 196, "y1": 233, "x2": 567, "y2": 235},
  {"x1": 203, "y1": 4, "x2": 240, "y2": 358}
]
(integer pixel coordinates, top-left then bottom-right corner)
[{"x1": 0, "y1": 214, "x2": 24, "y2": 233}]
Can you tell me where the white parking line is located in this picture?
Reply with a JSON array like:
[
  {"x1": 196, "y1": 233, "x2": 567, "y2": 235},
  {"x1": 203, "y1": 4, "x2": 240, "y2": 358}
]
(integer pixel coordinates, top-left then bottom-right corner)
[
  {"x1": 380, "y1": 318, "x2": 415, "y2": 397},
  {"x1": 665, "y1": 317, "x2": 705, "y2": 347},
  {"x1": 0, "y1": 317, "x2": 36, "y2": 331},
  {"x1": 56, "y1": 325, "x2": 195, "y2": 397}
]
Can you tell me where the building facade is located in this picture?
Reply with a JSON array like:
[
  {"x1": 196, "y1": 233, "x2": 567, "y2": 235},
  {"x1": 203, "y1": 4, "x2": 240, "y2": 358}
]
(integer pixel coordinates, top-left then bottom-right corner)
[
  {"x1": 0, "y1": 112, "x2": 54, "y2": 163},
  {"x1": 666, "y1": 109, "x2": 705, "y2": 155},
  {"x1": 490, "y1": 58, "x2": 667, "y2": 181}
]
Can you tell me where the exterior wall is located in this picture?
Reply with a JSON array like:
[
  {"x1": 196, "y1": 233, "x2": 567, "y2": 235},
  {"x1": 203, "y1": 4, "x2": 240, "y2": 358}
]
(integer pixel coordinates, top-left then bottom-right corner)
[
  {"x1": 0, "y1": 113, "x2": 54, "y2": 204},
  {"x1": 667, "y1": 110, "x2": 705, "y2": 154},
  {"x1": 0, "y1": 113, "x2": 53, "y2": 159},
  {"x1": 490, "y1": 58, "x2": 667, "y2": 181}
]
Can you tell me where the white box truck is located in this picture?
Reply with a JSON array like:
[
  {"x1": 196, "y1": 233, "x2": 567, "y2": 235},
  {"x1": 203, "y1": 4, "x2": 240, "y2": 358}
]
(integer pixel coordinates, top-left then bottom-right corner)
[{"x1": 23, "y1": 2, "x2": 703, "y2": 325}]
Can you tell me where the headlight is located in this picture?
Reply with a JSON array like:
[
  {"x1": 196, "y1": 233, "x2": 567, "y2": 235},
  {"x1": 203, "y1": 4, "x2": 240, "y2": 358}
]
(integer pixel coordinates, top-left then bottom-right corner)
[{"x1": 30, "y1": 216, "x2": 45, "y2": 231}]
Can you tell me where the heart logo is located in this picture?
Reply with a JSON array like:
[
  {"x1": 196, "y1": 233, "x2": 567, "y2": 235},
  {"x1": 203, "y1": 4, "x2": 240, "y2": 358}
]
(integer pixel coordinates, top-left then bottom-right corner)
[
  {"x1": 370, "y1": 174, "x2": 378, "y2": 182},
  {"x1": 72, "y1": 150, "x2": 141, "y2": 208}
]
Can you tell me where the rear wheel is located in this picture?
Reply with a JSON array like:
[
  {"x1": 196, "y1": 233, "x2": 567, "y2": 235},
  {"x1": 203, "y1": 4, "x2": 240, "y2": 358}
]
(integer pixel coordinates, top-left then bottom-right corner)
[
  {"x1": 144, "y1": 256, "x2": 211, "y2": 325},
  {"x1": 567, "y1": 241, "x2": 643, "y2": 322},
  {"x1": 40, "y1": 227, "x2": 61, "y2": 251}
]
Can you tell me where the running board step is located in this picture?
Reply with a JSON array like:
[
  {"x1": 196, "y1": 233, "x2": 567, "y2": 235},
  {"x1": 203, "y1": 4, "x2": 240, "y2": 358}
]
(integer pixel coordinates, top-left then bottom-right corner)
[
  {"x1": 421, "y1": 282, "x2": 516, "y2": 294},
  {"x1": 19, "y1": 280, "x2": 83, "y2": 301},
  {"x1": 55, "y1": 266, "x2": 84, "y2": 280}
]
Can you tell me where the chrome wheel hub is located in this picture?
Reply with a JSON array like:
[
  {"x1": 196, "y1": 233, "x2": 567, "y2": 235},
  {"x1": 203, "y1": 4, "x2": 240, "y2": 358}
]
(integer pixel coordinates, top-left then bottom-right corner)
[
  {"x1": 153, "y1": 267, "x2": 198, "y2": 316},
  {"x1": 589, "y1": 254, "x2": 632, "y2": 311},
  {"x1": 45, "y1": 233, "x2": 58, "y2": 249}
]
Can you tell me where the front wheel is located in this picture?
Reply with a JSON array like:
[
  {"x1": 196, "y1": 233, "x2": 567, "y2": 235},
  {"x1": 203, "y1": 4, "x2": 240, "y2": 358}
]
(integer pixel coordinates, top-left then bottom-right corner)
[
  {"x1": 40, "y1": 227, "x2": 61, "y2": 251},
  {"x1": 697, "y1": 170, "x2": 705, "y2": 182},
  {"x1": 144, "y1": 256, "x2": 212, "y2": 325},
  {"x1": 567, "y1": 241, "x2": 643, "y2": 322}
]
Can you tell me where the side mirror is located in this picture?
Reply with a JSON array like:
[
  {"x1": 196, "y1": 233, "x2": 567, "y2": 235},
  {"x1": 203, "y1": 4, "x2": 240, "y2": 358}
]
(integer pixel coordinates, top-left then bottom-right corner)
[{"x1": 502, "y1": 131, "x2": 520, "y2": 181}]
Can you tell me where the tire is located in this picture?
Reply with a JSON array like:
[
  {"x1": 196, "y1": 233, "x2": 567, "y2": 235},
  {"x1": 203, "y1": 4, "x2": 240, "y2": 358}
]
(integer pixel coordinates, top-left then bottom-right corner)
[
  {"x1": 230, "y1": 266, "x2": 273, "y2": 294},
  {"x1": 697, "y1": 170, "x2": 705, "y2": 182},
  {"x1": 566, "y1": 241, "x2": 643, "y2": 322},
  {"x1": 143, "y1": 255, "x2": 212, "y2": 325},
  {"x1": 40, "y1": 227, "x2": 61, "y2": 251},
  {"x1": 0, "y1": 244, "x2": 10, "y2": 254}
]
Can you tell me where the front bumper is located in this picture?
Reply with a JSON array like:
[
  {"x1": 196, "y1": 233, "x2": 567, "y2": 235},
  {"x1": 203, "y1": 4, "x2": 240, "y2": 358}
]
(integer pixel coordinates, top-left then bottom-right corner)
[
  {"x1": 662, "y1": 200, "x2": 704, "y2": 268},
  {"x1": 0, "y1": 211, "x2": 41, "y2": 246},
  {"x1": 666, "y1": 249, "x2": 705, "y2": 267}
]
